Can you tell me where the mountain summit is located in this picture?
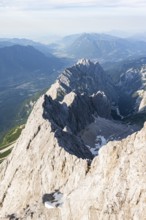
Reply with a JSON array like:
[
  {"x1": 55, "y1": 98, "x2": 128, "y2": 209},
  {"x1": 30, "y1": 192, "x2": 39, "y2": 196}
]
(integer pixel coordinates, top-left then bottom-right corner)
[
  {"x1": 0, "y1": 60, "x2": 145, "y2": 219},
  {"x1": 58, "y1": 33, "x2": 146, "y2": 61},
  {"x1": 48, "y1": 59, "x2": 117, "y2": 103}
]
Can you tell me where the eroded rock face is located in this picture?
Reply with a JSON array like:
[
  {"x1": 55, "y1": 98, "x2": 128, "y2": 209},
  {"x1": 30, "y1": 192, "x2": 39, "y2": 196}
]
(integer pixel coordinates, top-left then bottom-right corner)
[
  {"x1": 61, "y1": 122, "x2": 146, "y2": 220},
  {"x1": 0, "y1": 96, "x2": 89, "y2": 219},
  {"x1": 48, "y1": 59, "x2": 118, "y2": 104},
  {"x1": 117, "y1": 58, "x2": 146, "y2": 115}
]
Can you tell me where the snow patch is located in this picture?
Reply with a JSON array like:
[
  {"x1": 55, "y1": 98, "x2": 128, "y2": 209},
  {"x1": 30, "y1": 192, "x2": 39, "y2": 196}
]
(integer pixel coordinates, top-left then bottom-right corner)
[
  {"x1": 87, "y1": 135, "x2": 107, "y2": 156},
  {"x1": 95, "y1": 135, "x2": 107, "y2": 150},
  {"x1": 116, "y1": 107, "x2": 124, "y2": 119},
  {"x1": 96, "y1": 91, "x2": 106, "y2": 97},
  {"x1": 44, "y1": 191, "x2": 63, "y2": 209}
]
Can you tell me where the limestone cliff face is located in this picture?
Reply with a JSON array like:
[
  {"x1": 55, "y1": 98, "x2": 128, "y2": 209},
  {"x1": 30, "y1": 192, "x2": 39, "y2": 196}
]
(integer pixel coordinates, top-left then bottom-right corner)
[
  {"x1": 62, "y1": 123, "x2": 146, "y2": 220},
  {"x1": 0, "y1": 96, "x2": 88, "y2": 219},
  {"x1": 0, "y1": 60, "x2": 146, "y2": 220}
]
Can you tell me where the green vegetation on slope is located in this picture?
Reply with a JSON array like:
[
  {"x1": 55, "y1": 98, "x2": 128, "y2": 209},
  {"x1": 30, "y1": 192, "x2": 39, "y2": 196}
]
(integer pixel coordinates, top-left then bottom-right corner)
[
  {"x1": 0, "y1": 125, "x2": 24, "y2": 149},
  {"x1": 0, "y1": 125, "x2": 25, "y2": 163},
  {"x1": 0, "y1": 88, "x2": 47, "y2": 162},
  {"x1": 0, "y1": 148, "x2": 12, "y2": 159}
]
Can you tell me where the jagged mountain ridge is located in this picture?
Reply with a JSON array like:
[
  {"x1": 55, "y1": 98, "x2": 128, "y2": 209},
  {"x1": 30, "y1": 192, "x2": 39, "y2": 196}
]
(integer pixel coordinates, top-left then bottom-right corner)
[
  {"x1": 0, "y1": 38, "x2": 54, "y2": 57},
  {"x1": 0, "y1": 59, "x2": 144, "y2": 219},
  {"x1": 0, "y1": 45, "x2": 62, "y2": 81},
  {"x1": 48, "y1": 58, "x2": 118, "y2": 104},
  {"x1": 114, "y1": 57, "x2": 146, "y2": 116}
]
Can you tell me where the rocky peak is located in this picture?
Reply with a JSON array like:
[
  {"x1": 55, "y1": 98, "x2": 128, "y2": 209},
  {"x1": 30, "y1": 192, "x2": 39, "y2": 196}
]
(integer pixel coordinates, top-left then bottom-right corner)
[
  {"x1": 48, "y1": 59, "x2": 118, "y2": 109},
  {"x1": 42, "y1": 88, "x2": 112, "y2": 159},
  {"x1": 117, "y1": 57, "x2": 146, "y2": 115},
  {"x1": 62, "y1": 91, "x2": 77, "y2": 107},
  {"x1": 76, "y1": 58, "x2": 93, "y2": 66}
]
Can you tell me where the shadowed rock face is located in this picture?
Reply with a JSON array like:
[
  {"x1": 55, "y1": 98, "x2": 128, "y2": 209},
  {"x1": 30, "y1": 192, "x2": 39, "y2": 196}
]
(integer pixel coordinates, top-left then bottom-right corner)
[
  {"x1": 42, "y1": 94, "x2": 94, "y2": 160},
  {"x1": 116, "y1": 58, "x2": 146, "y2": 115},
  {"x1": 42, "y1": 90, "x2": 112, "y2": 159},
  {"x1": 43, "y1": 92, "x2": 111, "y2": 132},
  {"x1": 48, "y1": 59, "x2": 118, "y2": 104}
]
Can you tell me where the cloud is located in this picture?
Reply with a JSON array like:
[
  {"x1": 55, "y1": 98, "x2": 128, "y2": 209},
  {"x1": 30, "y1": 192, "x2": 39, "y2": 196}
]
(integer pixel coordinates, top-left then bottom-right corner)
[
  {"x1": 0, "y1": 0, "x2": 96, "y2": 9},
  {"x1": 1, "y1": 0, "x2": 146, "y2": 10},
  {"x1": 0, "y1": 0, "x2": 145, "y2": 41},
  {"x1": 114, "y1": 0, "x2": 146, "y2": 7}
]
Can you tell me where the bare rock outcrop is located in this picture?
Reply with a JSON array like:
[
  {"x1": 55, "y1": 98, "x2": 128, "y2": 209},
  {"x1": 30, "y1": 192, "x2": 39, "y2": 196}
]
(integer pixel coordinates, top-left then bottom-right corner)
[
  {"x1": 0, "y1": 95, "x2": 88, "y2": 219},
  {"x1": 61, "y1": 122, "x2": 146, "y2": 220},
  {"x1": 117, "y1": 57, "x2": 146, "y2": 115},
  {"x1": 48, "y1": 58, "x2": 118, "y2": 104}
]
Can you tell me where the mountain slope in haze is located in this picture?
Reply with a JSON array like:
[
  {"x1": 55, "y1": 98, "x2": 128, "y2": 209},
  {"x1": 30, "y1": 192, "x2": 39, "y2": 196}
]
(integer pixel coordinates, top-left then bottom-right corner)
[
  {"x1": 129, "y1": 32, "x2": 146, "y2": 42},
  {"x1": 0, "y1": 38, "x2": 54, "y2": 57},
  {"x1": 0, "y1": 60, "x2": 143, "y2": 219},
  {"x1": 0, "y1": 45, "x2": 69, "y2": 137},
  {"x1": 57, "y1": 33, "x2": 146, "y2": 62},
  {"x1": 0, "y1": 45, "x2": 62, "y2": 81}
]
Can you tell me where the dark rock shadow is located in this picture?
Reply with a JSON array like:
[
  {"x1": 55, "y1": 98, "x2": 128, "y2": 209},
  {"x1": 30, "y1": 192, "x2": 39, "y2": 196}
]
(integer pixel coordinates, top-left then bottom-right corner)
[
  {"x1": 42, "y1": 92, "x2": 112, "y2": 159},
  {"x1": 42, "y1": 93, "x2": 144, "y2": 159}
]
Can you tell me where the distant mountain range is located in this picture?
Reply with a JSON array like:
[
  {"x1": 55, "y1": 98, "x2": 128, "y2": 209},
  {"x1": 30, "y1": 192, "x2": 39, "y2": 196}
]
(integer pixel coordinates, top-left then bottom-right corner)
[
  {"x1": 54, "y1": 33, "x2": 146, "y2": 62},
  {"x1": 0, "y1": 45, "x2": 63, "y2": 83},
  {"x1": 2, "y1": 34, "x2": 146, "y2": 62},
  {"x1": 0, "y1": 38, "x2": 54, "y2": 57},
  {"x1": 129, "y1": 32, "x2": 146, "y2": 42}
]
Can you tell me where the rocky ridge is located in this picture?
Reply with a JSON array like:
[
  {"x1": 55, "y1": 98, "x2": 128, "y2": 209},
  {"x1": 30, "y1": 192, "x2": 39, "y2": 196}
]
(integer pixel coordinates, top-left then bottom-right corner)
[
  {"x1": 117, "y1": 57, "x2": 146, "y2": 115},
  {"x1": 48, "y1": 58, "x2": 117, "y2": 104},
  {"x1": 0, "y1": 59, "x2": 145, "y2": 220}
]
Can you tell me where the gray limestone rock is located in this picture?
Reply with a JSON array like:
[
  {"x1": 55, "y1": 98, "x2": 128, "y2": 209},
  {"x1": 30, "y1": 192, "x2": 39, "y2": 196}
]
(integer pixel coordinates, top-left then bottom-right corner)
[{"x1": 48, "y1": 59, "x2": 118, "y2": 105}]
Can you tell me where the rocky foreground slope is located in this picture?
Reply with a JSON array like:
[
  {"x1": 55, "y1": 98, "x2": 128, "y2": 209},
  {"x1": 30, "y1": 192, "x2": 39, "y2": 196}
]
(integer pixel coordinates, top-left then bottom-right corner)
[{"x1": 0, "y1": 60, "x2": 145, "y2": 220}]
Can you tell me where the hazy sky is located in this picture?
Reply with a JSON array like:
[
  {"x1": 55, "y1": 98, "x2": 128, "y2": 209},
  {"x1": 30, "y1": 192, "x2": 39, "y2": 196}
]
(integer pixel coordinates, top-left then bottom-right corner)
[{"x1": 0, "y1": 0, "x2": 146, "y2": 42}]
